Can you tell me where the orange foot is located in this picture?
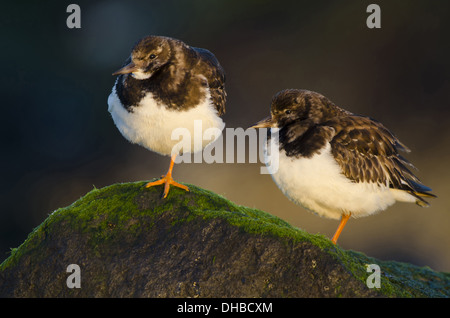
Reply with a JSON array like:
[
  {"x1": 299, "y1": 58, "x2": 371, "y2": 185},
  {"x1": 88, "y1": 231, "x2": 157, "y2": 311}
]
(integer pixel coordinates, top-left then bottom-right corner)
[{"x1": 145, "y1": 154, "x2": 189, "y2": 199}]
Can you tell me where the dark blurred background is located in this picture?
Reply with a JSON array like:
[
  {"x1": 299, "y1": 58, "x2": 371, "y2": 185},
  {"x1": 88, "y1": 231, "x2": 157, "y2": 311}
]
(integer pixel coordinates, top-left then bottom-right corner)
[{"x1": 1, "y1": 0, "x2": 449, "y2": 272}]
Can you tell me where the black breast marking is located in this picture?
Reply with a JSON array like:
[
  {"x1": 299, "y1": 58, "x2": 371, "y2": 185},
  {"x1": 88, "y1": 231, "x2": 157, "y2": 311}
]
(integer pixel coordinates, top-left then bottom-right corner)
[
  {"x1": 115, "y1": 64, "x2": 208, "y2": 112},
  {"x1": 279, "y1": 123, "x2": 335, "y2": 158},
  {"x1": 115, "y1": 75, "x2": 152, "y2": 112}
]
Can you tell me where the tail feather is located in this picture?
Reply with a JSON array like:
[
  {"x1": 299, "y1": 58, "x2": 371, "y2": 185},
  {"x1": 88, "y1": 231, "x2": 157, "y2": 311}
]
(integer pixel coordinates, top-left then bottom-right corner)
[
  {"x1": 415, "y1": 191, "x2": 437, "y2": 198},
  {"x1": 408, "y1": 190, "x2": 437, "y2": 207}
]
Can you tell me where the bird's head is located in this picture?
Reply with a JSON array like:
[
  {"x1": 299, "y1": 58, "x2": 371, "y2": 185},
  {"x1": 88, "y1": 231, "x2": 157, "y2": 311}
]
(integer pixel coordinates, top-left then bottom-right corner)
[
  {"x1": 112, "y1": 36, "x2": 172, "y2": 80},
  {"x1": 251, "y1": 89, "x2": 338, "y2": 129}
]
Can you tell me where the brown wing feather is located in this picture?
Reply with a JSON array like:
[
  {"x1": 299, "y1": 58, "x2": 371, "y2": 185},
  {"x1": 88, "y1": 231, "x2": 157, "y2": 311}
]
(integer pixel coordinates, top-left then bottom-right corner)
[
  {"x1": 327, "y1": 116, "x2": 435, "y2": 205},
  {"x1": 193, "y1": 47, "x2": 226, "y2": 115}
]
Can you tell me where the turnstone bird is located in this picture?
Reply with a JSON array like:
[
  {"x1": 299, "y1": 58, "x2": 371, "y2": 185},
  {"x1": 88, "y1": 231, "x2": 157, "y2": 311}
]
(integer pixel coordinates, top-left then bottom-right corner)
[
  {"x1": 251, "y1": 89, "x2": 435, "y2": 244},
  {"x1": 108, "y1": 35, "x2": 226, "y2": 198}
]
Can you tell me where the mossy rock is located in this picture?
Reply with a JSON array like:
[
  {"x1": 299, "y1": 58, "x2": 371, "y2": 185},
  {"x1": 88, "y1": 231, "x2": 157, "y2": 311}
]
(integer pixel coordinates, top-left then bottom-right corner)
[{"x1": 0, "y1": 181, "x2": 449, "y2": 297}]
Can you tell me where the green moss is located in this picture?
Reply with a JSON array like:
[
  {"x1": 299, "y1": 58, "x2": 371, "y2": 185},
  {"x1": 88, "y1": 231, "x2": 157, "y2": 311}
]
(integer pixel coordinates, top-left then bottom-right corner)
[
  {"x1": 1, "y1": 181, "x2": 449, "y2": 297},
  {"x1": 328, "y1": 247, "x2": 450, "y2": 297}
]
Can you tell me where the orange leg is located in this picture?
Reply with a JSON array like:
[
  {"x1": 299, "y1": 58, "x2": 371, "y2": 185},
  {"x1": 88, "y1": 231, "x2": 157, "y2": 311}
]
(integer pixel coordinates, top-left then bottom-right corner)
[
  {"x1": 145, "y1": 154, "x2": 189, "y2": 199},
  {"x1": 331, "y1": 213, "x2": 351, "y2": 245}
]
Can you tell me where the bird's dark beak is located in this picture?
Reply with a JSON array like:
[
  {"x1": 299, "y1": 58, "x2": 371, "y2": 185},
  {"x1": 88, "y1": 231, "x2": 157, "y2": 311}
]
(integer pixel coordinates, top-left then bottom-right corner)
[
  {"x1": 112, "y1": 62, "x2": 139, "y2": 76},
  {"x1": 250, "y1": 116, "x2": 276, "y2": 129}
]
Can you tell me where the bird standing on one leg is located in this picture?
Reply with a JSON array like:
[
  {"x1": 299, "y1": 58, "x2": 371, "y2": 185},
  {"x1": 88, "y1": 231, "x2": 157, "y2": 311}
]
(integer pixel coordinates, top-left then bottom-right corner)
[
  {"x1": 108, "y1": 35, "x2": 226, "y2": 198},
  {"x1": 251, "y1": 89, "x2": 435, "y2": 244}
]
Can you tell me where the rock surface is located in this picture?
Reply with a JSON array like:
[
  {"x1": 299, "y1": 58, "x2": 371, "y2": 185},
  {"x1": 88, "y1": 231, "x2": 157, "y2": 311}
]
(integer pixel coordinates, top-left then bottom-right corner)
[{"x1": 1, "y1": 181, "x2": 449, "y2": 297}]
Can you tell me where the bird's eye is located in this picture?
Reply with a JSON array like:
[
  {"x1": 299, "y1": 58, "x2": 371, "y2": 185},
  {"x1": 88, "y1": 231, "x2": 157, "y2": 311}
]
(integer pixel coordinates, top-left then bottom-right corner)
[
  {"x1": 285, "y1": 109, "x2": 292, "y2": 115},
  {"x1": 149, "y1": 54, "x2": 156, "y2": 59}
]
